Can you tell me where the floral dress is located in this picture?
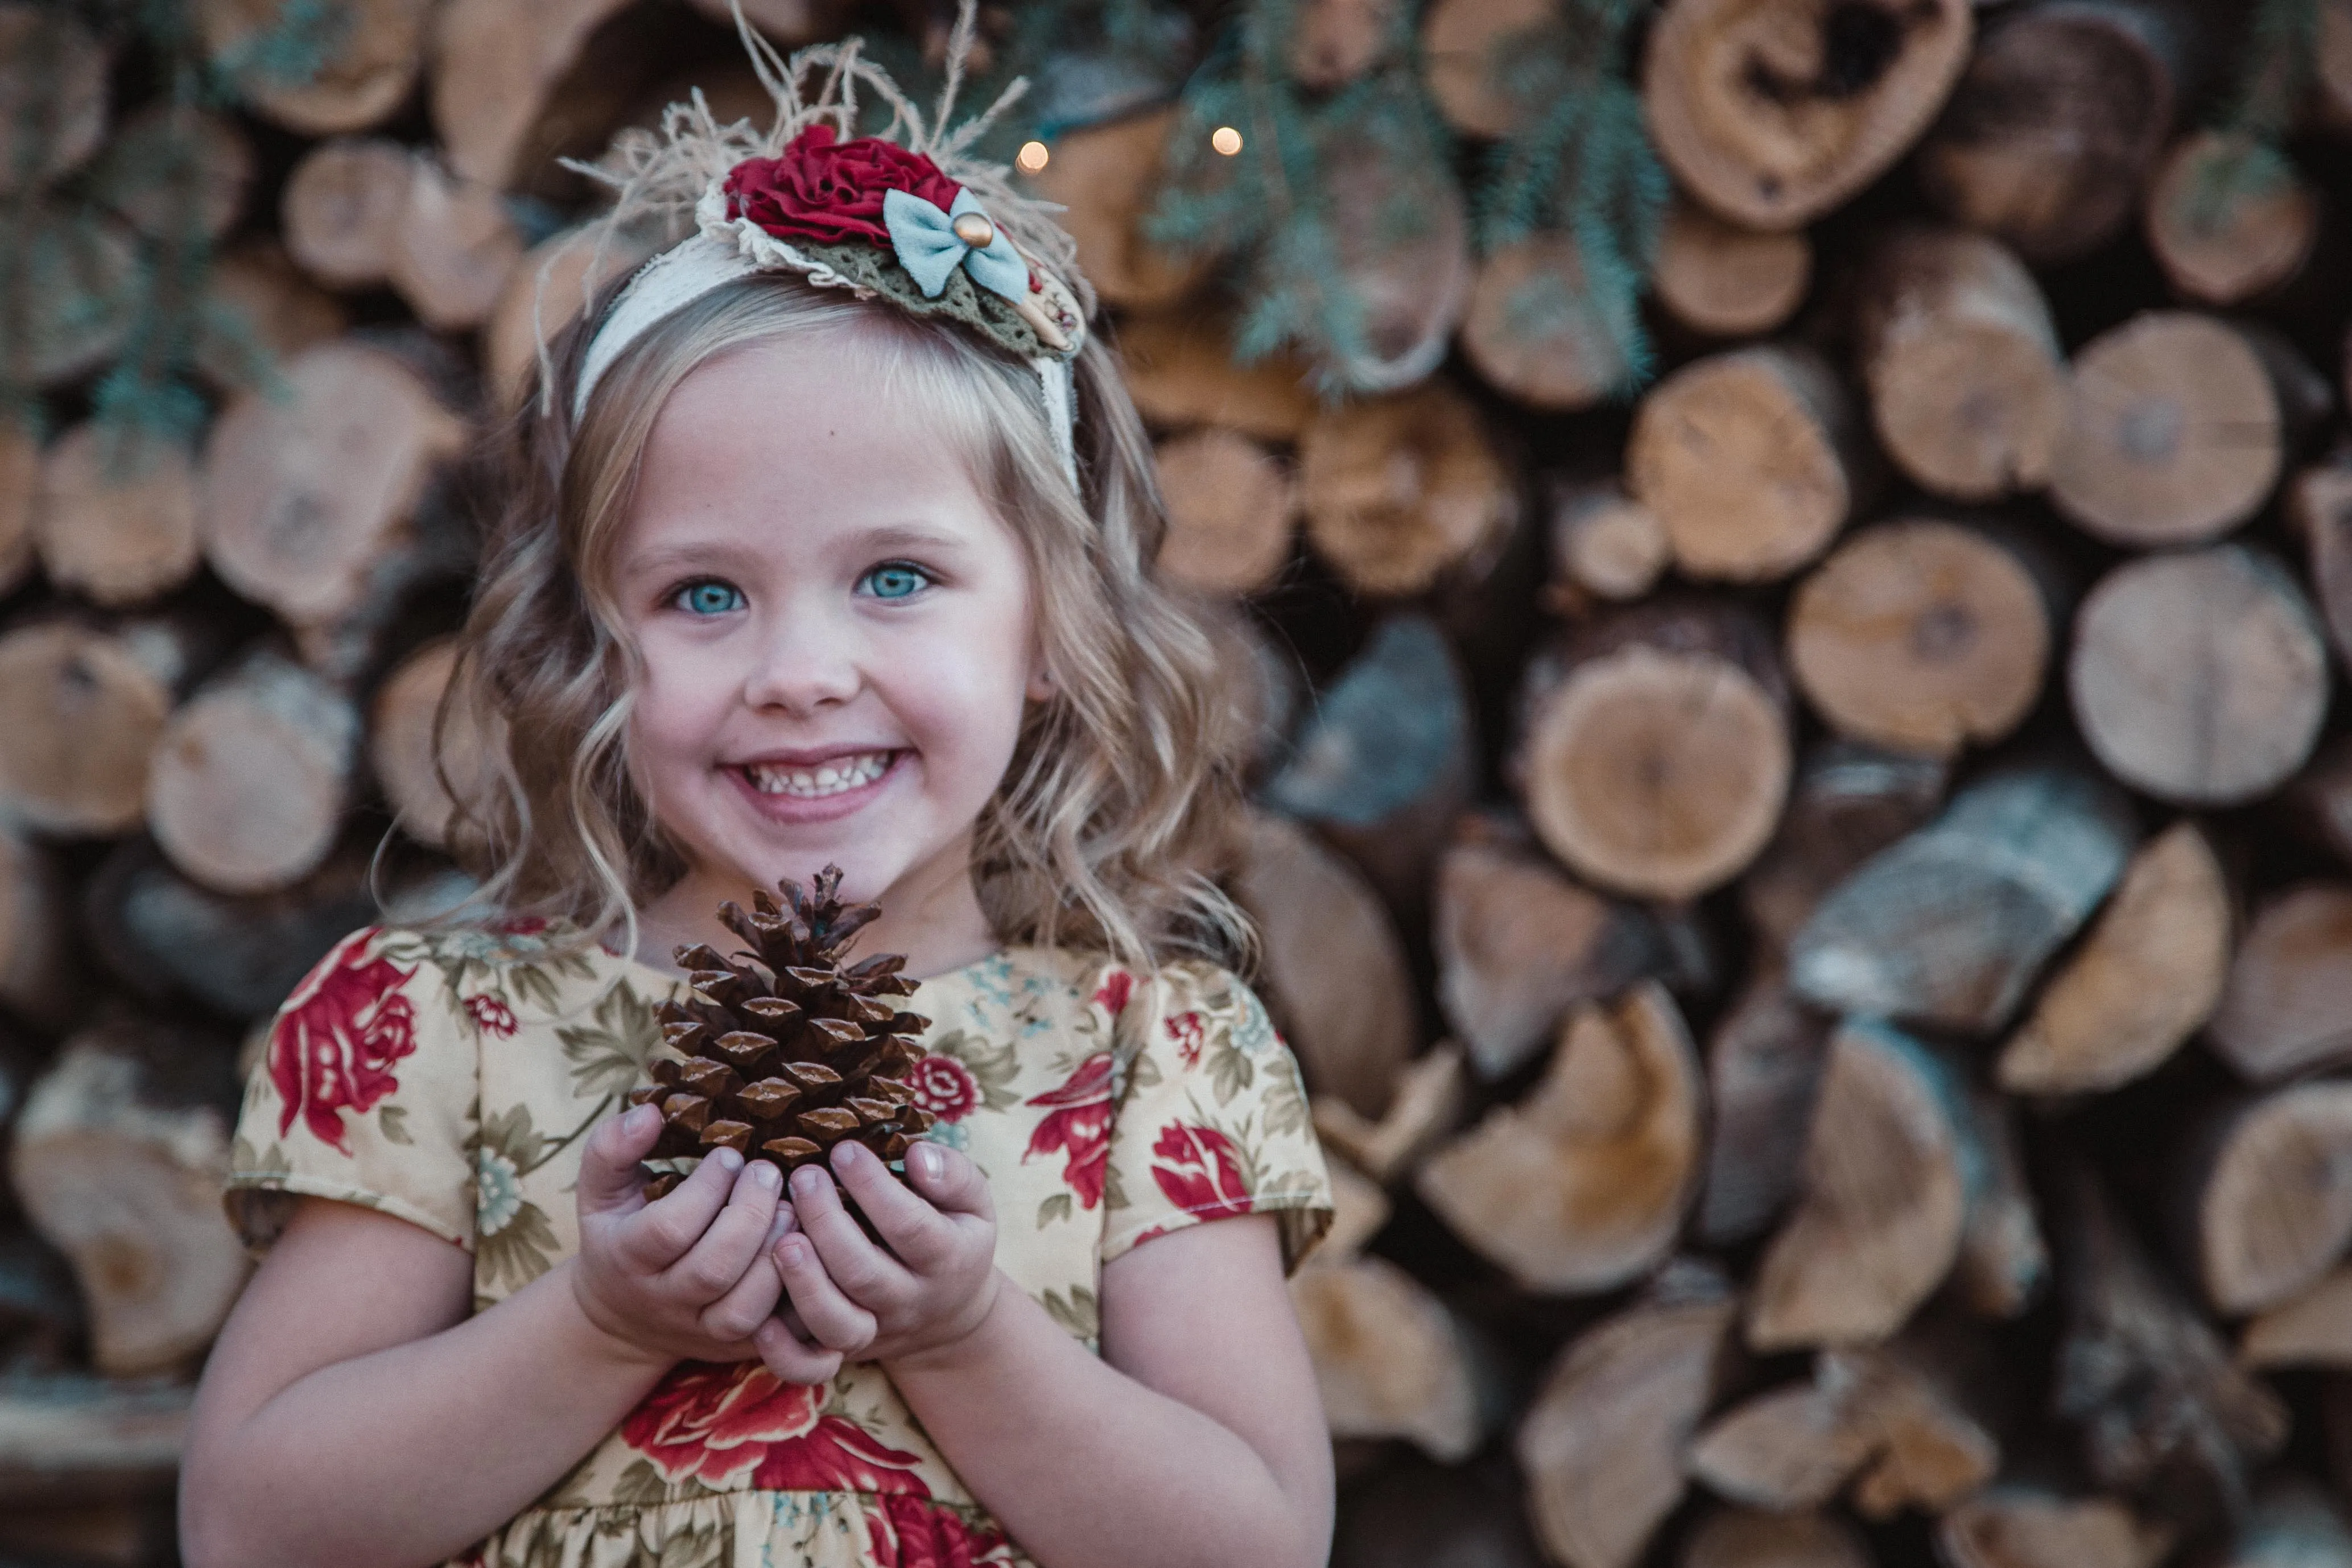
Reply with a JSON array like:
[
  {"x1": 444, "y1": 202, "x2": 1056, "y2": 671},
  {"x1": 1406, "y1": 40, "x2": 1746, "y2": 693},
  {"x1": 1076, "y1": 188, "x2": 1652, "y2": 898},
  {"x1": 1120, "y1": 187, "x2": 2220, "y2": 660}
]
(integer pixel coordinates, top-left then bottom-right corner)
[{"x1": 225, "y1": 925, "x2": 1334, "y2": 1568}]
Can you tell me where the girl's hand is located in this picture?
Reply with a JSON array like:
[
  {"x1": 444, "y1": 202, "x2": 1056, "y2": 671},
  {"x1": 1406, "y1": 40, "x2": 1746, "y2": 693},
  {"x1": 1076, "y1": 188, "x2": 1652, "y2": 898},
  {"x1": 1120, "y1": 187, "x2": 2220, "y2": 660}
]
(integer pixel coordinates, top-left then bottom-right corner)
[
  {"x1": 763, "y1": 1140, "x2": 999, "y2": 1376},
  {"x1": 572, "y1": 1104, "x2": 840, "y2": 1381}
]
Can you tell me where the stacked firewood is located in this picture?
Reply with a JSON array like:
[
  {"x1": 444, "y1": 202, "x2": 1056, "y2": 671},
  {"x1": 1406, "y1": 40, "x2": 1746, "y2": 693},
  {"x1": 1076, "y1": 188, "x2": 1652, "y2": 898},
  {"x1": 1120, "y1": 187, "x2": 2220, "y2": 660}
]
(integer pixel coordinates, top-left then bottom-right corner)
[{"x1": 7, "y1": 0, "x2": 2352, "y2": 1563}]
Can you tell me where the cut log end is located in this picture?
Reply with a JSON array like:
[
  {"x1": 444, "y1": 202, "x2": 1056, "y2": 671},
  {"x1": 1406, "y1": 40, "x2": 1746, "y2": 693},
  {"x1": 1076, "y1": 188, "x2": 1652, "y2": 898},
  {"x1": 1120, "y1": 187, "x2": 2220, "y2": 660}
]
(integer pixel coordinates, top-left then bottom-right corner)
[
  {"x1": 1026, "y1": 108, "x2": 1203, "y2": 312},
  {"x1": 1938, "y1": 1490, "x2": 2174, "y2": 1568},
  {"x1": 1292, "y1": 1253, "x2": 1487, "y2": 1460},
  {"x1": 2145, "y1": 131, "x2": 2320, "y2": 307},
  {"x1": 1547, "y1": 482, "x2": 1669, "y2": 604},
  {"x1": 1683, "y1": 1509, "x2": 1872, "y2": 1568},
  {"x1": 1299, "y1": 382, "x2": 1513, "y2": 598},
  {"x1": 34, "y1": 426, "x2": 202, "y2": 610},
  {"x1": 1460, "y1": 238, "x2": 1627, "y2": 411},
  {"x1": 1153, "y1": 430, "x2": 1297, "y2": 596},
  {"x1": 2210, "y1": 884, "x2": 2352, "y2": 1084},
  {"x1": 0, "y1": 622, "x2": 178, "y2": 837},
  {"x1": 1653, "y1": 199, "x2": 1812, "y2": 339},
  {"x1": 2194, "y1": 1081, "x2": 2352, "y2": 1316}
]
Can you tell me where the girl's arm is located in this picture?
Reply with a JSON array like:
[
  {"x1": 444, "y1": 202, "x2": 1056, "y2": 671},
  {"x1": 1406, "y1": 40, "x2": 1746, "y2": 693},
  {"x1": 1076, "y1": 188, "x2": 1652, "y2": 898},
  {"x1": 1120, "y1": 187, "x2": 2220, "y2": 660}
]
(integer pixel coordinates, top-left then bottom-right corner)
[
  {"x1": 181, "y1": 1109, "x2": 823, "y2": 1568},
  {"x1": 778, "y1": 1145, "x2": 1332, "y2": 1568}
]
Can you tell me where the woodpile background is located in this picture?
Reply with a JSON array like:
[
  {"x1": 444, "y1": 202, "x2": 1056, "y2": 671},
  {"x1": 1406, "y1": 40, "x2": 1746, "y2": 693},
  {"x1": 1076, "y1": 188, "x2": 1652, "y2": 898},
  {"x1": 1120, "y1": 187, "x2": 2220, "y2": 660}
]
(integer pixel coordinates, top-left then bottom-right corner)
[{"x1": 5, "y1": 0, "x2": 2352, "y2": 1565}]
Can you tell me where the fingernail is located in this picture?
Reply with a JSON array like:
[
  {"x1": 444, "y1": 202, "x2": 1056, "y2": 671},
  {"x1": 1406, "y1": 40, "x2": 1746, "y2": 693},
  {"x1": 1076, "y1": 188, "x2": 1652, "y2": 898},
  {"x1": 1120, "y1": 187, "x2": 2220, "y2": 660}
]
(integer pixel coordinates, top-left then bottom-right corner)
[
  {"x1": 750, "y1": 1160, "x2": 780, "y2": 1190},
  {"x1": 792, "y1": 1166, "x2": 823, "y2": 1196},
  {"x1": 911, "y1": 1142, "x2": 941, "y2": 1182},
  {"x1": 831, "y1": 1141, "x2": 864, "y2": 1171},
  {"x1": 625, "y1": 1104, "x2": 657, "y2": 1134},
  {"x1": 777, "y1": 1236, "x2": 805, "y2": 1267},
  {"x1": 715, "y1": 1147, "x2": 745, "y2": 1174}
]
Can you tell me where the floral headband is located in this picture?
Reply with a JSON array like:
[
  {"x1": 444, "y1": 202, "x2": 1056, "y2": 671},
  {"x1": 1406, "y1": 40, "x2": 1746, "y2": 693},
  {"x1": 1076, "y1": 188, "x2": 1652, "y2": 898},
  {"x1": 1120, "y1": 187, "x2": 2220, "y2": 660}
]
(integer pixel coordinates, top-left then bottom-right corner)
[{"x1": 556, "y1": 5, "x2": 1092, "y2": 481}]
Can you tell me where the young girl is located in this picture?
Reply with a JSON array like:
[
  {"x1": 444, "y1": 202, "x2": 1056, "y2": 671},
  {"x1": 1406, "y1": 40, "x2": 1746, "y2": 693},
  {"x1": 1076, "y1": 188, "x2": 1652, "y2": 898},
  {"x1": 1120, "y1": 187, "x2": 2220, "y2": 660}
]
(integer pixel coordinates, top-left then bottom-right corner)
[{"x1": 178, "y1": 20, "x2": 1335, "y2": 1568}]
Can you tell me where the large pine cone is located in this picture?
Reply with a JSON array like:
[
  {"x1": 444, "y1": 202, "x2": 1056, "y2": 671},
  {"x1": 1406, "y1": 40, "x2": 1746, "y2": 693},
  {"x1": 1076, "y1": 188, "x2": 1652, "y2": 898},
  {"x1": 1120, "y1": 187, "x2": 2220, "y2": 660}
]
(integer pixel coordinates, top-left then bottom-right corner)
[{"x1": 631, "y1": 866, "x2": 934, "y2": 1199}]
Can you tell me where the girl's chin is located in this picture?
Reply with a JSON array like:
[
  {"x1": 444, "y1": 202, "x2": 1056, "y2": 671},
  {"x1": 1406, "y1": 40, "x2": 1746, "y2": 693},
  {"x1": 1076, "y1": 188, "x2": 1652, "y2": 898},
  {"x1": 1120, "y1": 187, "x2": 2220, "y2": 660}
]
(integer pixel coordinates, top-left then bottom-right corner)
[{"x1": 722, "y1": 751, "x2": 906, "y2": 826}]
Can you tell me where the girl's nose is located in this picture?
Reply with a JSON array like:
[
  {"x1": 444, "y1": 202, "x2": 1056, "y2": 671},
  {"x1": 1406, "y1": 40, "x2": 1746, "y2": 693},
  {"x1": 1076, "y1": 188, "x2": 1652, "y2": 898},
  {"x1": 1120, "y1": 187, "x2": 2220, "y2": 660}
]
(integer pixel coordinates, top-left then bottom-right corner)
[{"x1": 741, "y1": 610, "x2": 863, "y2": 714}]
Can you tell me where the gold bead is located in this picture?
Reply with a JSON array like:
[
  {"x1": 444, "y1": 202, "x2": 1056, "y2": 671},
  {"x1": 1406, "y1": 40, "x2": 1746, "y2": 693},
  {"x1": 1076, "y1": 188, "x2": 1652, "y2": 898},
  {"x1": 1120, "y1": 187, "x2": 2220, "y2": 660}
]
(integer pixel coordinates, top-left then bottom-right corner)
[{"x1": 951, "y1": 211, "x2": 996, "y2": 249}]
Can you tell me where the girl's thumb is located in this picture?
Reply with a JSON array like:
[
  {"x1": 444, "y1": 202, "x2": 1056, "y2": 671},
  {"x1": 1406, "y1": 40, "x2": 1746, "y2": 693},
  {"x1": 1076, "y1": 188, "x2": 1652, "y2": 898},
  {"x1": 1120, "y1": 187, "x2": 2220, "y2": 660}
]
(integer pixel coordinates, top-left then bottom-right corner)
[{"x1": 579, "y1": 1104, "x2": 663, "y2": 1211}]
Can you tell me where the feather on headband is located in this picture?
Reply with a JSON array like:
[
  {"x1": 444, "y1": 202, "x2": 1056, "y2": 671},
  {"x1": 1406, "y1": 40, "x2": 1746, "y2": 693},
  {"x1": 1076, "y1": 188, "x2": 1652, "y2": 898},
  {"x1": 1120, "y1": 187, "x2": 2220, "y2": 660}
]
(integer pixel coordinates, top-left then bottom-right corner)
[{"x1": 547, "y1": 3, "x2": 1092, "y2": 480}]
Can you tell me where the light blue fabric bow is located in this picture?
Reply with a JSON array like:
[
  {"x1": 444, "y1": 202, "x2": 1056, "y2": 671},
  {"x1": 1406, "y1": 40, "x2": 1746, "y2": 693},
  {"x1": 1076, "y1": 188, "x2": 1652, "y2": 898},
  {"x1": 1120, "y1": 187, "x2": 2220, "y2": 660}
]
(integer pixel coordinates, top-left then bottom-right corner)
[{"x1": 883, "y1": 187, "x2": 1030, "y2": 302}]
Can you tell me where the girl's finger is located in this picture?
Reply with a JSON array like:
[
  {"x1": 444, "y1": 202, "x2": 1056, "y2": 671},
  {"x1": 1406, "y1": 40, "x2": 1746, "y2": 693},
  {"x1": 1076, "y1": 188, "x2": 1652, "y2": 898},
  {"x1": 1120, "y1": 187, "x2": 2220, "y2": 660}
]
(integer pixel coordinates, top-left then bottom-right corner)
[
  {"x1": 827, "y1": 1140, "x2": 950, "y2": 1271},
  {"x1": 665, "y1": 1158, "x2": 784, "y2": 1302},
  {"x1": 790, "y1": 1163, "x2": 911, "y2": 1307},
  {"x1": 698, "y1": 1239, "x2": 786, "y2": 1343},
  {"x1": 616, "y1": 1148, "x2": 745, "y2": 1273},
  {"x1": 774, "y1": 1232, "x2": 878, "y2": 1355},
  {"x1": 905, "y1": 1141, "x2": 993, "y2": 1225},
  {"x1": 577, "y1": 1105, "x2": 664, "y2": 1216},
  {"x1": 752, "y1": 1315, "x2": 844, "y2": 1386}
]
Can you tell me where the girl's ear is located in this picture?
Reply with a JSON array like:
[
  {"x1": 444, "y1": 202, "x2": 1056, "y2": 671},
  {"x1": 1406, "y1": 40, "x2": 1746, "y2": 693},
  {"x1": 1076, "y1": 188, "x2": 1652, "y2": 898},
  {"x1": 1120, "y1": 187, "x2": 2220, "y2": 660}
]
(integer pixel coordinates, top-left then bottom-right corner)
[{"x1": 1026, "y1": 661, "x2": 1056, "y2": 703}]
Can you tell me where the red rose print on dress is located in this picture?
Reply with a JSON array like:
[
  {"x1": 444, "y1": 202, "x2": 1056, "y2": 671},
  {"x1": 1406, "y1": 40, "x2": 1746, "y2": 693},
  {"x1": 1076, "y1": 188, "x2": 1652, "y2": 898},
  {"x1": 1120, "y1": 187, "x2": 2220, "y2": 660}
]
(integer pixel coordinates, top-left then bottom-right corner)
[
  {"x1": 1166, "y1": 1010, "x2": 1206, "y2": 1069},
  {"x1": 1091, "y1": 969, "x2": 1133, "y2": 1020},
  {"x1": 268, "y1": 929, "x2": 419, "y2": 1154},
  {"x1": 1149, "y1": 1123, "x2": 1254, "y2": 1223},
  {"x1": 864, "y1": 1495, "x2": 1015, "y2": 1568},
  {"x1": 1022, "y1": 1052, "x2": 1114, "y2": 1208},
  {"x1": 623, "y1": 1361, "x2": 929, "y2": 1493},
  {"x1": 463, "y1": 993, "x2": 518, "y2": 1038},
  {"x1": 724, "y1": 125, "x2": 963, "y2": 249},
  {"x1": 907, "y1": 1054, "x2": 978, "y2": 1123}
]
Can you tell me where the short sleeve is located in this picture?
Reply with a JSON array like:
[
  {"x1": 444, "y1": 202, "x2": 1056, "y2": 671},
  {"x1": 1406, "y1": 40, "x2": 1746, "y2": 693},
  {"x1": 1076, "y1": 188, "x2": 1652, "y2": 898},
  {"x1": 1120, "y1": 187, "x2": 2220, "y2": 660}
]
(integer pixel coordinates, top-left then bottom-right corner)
[
  {"x1": 225, "y1": 927, "x2": 478, "y2": 1255},
  {"x1": 1100, "y1": 960, "x2": 1334, "y2": 1273}
]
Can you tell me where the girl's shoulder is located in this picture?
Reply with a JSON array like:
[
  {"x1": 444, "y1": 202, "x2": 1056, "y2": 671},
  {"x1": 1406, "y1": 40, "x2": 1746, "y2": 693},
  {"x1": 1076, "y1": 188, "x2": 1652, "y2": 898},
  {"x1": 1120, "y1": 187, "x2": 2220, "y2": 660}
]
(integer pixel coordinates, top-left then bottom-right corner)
[{"x1": 277, "y1": 919, "x2": 649, "y2": 1037}]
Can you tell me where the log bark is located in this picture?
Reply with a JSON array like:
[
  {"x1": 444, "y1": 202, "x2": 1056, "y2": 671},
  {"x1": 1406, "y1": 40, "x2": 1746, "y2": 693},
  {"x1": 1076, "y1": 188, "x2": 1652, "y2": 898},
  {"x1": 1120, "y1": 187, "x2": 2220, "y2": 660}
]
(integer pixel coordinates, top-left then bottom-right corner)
[
  {"x1": 1740, "y1": 741, "x2": 1947, "y2": 955},
  {"x1": 1291, "y1": 1253, "x2": 1492, "y2": 1460},
  {"x1": 2294, "y1": 736, "x2": 2352, "y2": 872},
  {"x1": 1683, "y1": 1509, "x2": 1872, "y2": 1568},
  {"x1": 1643, "y1": 0, "x2": 1974, "y2": 229},
  {"x1": 1227, "y1": 808, "x2": 1417, "y2": 1121},
  {"x1": 1652, "y1": 196, "x2": 1812, "y2": 339},
  {"x1": 1956, "y1": 1086, "x2": 2046, "y2": 1319},
  {"x1": 1515, "y1": 603, "x2": 1793, "y2": 901},
  {"x1": 1025, "y1": 106, "x2": 1203, "y2": 312},
  {"x1": 2243, "y1": 1267, "x2": 2352, "y2": 1369},
  {"x1": 0, "y1": 423, "x2": 32, "y2": 598},
  {"x1": 1264, "y1": 614, "x2": 1476, "y2": 925},
  {"x1": 0, "y1": 5, "x2": 107, "y2": 194},
  {"x1": 484, "y1": 224, "x2": 660, "y2": 408},
  {"x1": 198, "y1": 0, "x2": 431, "y2": 134},
  {"x1": 1916, "y1": 0, "x2": 2193, "y2": 265},
  {"x1": 1420, "y1": 0, "x2": 1550, "y2": 139},
  {"x1": 1938, "y1": 1489, "x2": 2175, "y2": 1568},
  {"x1": 0, "y1": 822, "x2": 71, "y2": 1030},
  {"x1": 0, "y1": 618, "x2": 207, "y2": 837},
  {"x1": 1785, "y1": 517, "x2": 2052, "y2": 760},
  {"x1": 2052, "y1": 1161, "x2": 2287, "y2": 1521},
  {"x1": 199, "y1": 340, "x2": 470, "y2": 679},
  {"x1": 280, "y1": 136, "x2": 415, "y2": 290},
  {"x1": 1152, "y1": 430, "x2": 1297, "y2": 596},
  {"x1": 1748, "y1": 1020, "x2": 1968, "y2": 1350},
  {"x1": 431, "y1": 0, "x2": 637, "y2": 189},
  {"x1": 1626, "y1": 344, "x2": 1865, "y2": 583},
  {"x1": 2290, "y1": 451, "x2": 2352, "y2": 680},
  {"x1": 1310, "y1": 1044, "x2": 1466, "y2": 1186},
  {"x1": 2145, "y1": 131, "x2": 2322, "y2": 306},
  {"x1": 1997, "y1": 820, "x2": 2229, "y2": 1095},
  {"x1": 1545, "y1": 480, "x2": 1669, "y2": 605},
  {"x1": 10, "y1": 1022, "x2": 247, "y2": 1378},
  {"x1": 1417, "y1": 983, "x2": 1704, "y2": 1293},
  {"x1": 1697, "y1": 962, "x2": 1833, "y2": 1247},
  {"x1": 2210, "y1": 884, "x2": 2352, "y2": 1083},
  {"x1": 81, "y1": 838, "x2": 378, "y2": 1021},
  {"x1": 146, "y1": 647, "x2": 362, "y2": 896},
  {"x1": 1459, "y1": 238, "x2": 1627, "y2": 411},
  {"x1": 1115, "y1": 312, "x2": 1318, "y2": 443},
  {"x1": 34, "y1": 424, "x2": 201, "y2": 610},
  {"x1": 1297, "y1": 382, "x2": 1515, "y2": 599},
  {"x1": 1854, "y1": 228, "x2": 2066, "y2": 501},
  {"x1": 370, "y1": 635, "x2": 490, "y2": 852},
  {"x1": 1689, "y1": 1334, "x2": 2000, "y2": 1518},
  {"x1": 2189, "y1": 1079, "x2": 2352, "y2": 1316},
  {"x1": 1516, "y1": 1273, "x2": 1738, "y2": 1568},
  {"x1": 1789, "y1": 765, "x2": 2134, "y2": 1034},
  {"x1": 1433, "y1": 815, "x2": 1668, "y2": 1082},
  {"x1": 2051, "y1": 314, "x2": 2304, "y2": 549},
  {"x1": 2069, "y1": 546, "x2": 2329, "y2": 806},
  {"x1": 0, "y1": 1375, "x2": 191, "y2": 1505},
  {"x1": 386, "y1": 158, "x2": 527, "y2": 332}
]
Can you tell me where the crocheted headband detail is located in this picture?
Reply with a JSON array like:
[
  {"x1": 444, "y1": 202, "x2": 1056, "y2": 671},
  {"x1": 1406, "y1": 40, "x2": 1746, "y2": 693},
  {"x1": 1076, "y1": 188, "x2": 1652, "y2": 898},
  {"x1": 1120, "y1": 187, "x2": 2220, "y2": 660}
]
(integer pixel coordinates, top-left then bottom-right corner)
[{"x1": 556, "y1": 5, "x2": 1091, "y2": 479}]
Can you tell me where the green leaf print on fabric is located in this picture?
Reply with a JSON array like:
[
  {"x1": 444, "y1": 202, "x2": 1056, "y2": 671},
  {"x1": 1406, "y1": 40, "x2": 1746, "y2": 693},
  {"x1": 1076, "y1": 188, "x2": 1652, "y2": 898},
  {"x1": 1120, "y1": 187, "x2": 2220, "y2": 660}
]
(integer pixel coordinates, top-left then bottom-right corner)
[
  {"x1": 1203, "y1": 1037, "x2": 1253, "y2": 1105},
  {"x1": 1039, "y1": 1284, "x2": 1099, "y2": 1343},
  {"x1": 1036, "y1": 1190, "x2": 1074, "y2": 1227},
  {"x1": 610, "y1": 1458, "x2": 674, "y2": 1507},
  {"x1": 378, "y1": 1104, "x2": 414, "y2": 1145},
  {"x1": 559, "y1": 980, "x2": 661, "y2": 1099},
  {"x1": 473, "y1": 1104, "x2": 561, "y2": 1293},
  {"x1": 1258, "y1": 1051, "x2": 1310, "y2": 1138}
]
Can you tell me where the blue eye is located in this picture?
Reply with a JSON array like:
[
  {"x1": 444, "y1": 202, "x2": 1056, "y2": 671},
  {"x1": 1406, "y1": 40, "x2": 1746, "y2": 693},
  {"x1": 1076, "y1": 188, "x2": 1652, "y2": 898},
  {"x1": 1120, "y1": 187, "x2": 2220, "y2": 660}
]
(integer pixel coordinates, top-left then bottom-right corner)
[
  {"x1": 674, "y1": 580, "x2": 744, "y2": 616},
  {"x1": 860, "y1": 563, "x2": 932, "y2": 600}
]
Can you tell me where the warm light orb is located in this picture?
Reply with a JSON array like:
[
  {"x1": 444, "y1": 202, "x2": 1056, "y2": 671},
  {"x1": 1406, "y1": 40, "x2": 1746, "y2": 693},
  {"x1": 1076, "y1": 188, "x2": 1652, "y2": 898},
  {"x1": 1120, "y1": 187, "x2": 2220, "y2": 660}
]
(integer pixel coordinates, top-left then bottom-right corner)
[
  {"x1": 1210, "y1": 125, "x2": 1243, "y2": 156},
  {"x1": 1016, "y1": 139, "x2": 1050, "y2": 174}
]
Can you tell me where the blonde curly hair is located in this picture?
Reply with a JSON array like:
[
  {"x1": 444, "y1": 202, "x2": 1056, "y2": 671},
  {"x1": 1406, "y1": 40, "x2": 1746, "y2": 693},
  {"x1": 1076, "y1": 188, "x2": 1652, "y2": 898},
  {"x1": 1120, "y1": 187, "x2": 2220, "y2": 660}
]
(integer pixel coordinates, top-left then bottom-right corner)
[{"x1": 435, "y1": 269, "x2": 1251, "y2": 973}]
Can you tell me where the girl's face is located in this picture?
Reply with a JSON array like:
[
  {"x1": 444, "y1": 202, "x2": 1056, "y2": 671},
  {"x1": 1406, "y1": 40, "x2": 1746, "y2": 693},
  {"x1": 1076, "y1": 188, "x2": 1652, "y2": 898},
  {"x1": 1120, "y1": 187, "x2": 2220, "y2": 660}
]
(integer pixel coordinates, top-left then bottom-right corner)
[{"x1": 614, "y1": 331, "x2": 1048, "y2": 939}]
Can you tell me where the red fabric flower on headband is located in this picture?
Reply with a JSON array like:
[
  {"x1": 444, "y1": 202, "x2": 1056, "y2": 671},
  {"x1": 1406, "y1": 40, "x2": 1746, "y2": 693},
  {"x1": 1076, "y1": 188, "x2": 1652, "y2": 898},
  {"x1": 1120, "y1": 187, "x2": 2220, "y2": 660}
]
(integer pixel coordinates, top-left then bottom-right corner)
[{"x1": 724, "y1": 124, "x2": 963, "y2": 249}]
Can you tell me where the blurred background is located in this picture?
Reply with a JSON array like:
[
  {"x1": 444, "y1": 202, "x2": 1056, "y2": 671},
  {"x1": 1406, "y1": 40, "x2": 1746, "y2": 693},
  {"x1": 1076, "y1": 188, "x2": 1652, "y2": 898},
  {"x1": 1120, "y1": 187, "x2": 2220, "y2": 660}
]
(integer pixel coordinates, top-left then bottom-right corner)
[{"x1": 2, "y1": 0, "x2": 2351, "y2": 1563}]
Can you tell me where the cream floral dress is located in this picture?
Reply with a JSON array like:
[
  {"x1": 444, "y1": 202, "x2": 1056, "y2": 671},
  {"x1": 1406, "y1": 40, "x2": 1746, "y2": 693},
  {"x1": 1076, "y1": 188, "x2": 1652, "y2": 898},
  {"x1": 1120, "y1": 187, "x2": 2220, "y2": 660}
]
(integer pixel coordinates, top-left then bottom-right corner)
[{"x1": 225, "y1": 923, "x2": 1334, "y2": 1568}]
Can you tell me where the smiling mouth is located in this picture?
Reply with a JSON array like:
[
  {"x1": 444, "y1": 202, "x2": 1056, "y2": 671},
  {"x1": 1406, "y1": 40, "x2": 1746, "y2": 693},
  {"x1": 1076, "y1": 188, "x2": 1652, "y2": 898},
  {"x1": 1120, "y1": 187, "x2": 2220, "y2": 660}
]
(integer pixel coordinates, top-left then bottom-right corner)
[{"x1": 739, "y1": 751, "x2": 897, "y2": 799}]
